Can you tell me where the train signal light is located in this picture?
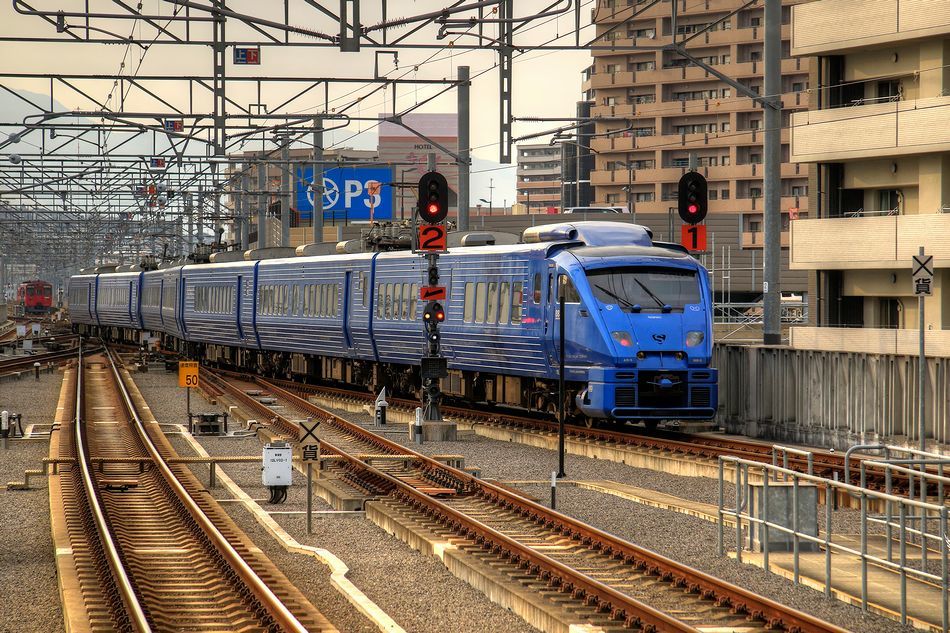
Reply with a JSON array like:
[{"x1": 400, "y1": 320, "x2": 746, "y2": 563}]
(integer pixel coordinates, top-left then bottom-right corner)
[
  {"x1": 427, "y1": 264, "x2": 439, "y2": 286},
  {"x1": 418, "y1": 172, "x2": 449, "y2": 224},
  {"x1": 677, "y1": 171, "x2": 708, "y2": 225},
  {"x1": 423, "y1": 301, "x2": 445, "y2": 324}
]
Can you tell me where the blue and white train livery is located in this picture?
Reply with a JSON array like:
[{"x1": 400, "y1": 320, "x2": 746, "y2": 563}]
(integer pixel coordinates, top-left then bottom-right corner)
[{"x1": 67, "y1": 222, "x2": 717, "y2": 425}]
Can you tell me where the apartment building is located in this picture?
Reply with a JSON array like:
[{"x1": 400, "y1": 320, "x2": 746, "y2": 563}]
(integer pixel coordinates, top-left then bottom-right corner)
[
  {"x1": 516, "y1": 143, "x2": 563, "y2": 213},
  {"x1": 585, "y1": 0, "x2": 810, "y2": 301},
  {"x1": 788, "y1": 0, "x2": 950, "y2": 347}
]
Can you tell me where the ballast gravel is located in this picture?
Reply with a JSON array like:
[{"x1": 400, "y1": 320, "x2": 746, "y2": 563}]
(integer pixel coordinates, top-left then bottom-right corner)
[
  {"x1": 132, "y1": 365, "x2": 915, "y2": 633},
  {"x1": 323, "y1": 406, "x2": 916, "y2": 633},
  {"x1": 133, "y1": 368, "x2": 539, "y2": 633},
  {"x1": 0, "y1": 370, "x2": 67, "y2": 633}
]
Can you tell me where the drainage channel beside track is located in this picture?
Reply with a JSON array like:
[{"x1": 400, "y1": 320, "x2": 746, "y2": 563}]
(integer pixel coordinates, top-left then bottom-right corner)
[
  {"x1": 205, "y1": 368, "x2": 847, "y2": 633},
  {"x1": 49, "y1": 348, "x2": 336, "y2": 632}
]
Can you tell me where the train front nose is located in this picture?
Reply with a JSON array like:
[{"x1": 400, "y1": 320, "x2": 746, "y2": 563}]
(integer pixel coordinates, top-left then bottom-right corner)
[{"x1": 576, "y1": 313, "x2": 717, "y2": 420}]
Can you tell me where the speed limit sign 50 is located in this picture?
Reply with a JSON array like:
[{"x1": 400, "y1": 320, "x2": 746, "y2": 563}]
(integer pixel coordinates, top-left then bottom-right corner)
[{"x1": 178, "y1": 361, "x2": 199, "y2": 388}]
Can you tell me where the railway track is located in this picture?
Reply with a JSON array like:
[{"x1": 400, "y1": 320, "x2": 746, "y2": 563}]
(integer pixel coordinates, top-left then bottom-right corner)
[
  {"x1": 261, "y1": 377, "x2": 935, "y2": 496},
  {"x1": 205, "y1": 368, "x2": 846, "y2": 633},
  {"x1": 52, "y1": 348, "x2": 335, "y2": 632},
  {"x1": 0, "y1": 345, "x2": 90, "y2": 376}
]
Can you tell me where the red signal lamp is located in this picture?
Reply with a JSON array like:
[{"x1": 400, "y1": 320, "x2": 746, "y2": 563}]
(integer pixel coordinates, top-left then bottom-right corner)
[
  {"x1": 427, "y1": 203, "x2": 440, "y2": 215},
  {"x1": 687, "y1": 204, "x2": 699, "y2": 214}
]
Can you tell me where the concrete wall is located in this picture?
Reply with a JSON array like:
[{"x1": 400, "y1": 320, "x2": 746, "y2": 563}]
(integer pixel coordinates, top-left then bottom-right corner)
[{"x1": 716, "y1": 343, "x2": 950, "y2": 450}]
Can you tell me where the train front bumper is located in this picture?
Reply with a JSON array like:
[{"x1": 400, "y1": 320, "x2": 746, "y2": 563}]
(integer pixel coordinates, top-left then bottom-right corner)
[{"x1": 576, "y1": 367, "x2": 718, "y2": 420}]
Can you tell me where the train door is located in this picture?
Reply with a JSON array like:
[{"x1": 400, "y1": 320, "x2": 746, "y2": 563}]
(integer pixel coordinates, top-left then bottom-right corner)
[
  {"x1": 127, "y1": 280, "x2": 134, "y2": 324},
  {"x1": 236, "y1": 275, "x2": 244, "y2": 340},
  {"x1": 342, "y1": 271, "x2": 353, "y2": 349}
]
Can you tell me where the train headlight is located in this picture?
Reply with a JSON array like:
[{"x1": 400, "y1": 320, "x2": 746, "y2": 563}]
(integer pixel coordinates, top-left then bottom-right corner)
[
  {"x1": 611, "y1": 331, "x2": 633, "y2": 348},
  {"x1": 686, "y1": 331, "x2": 705, "y2": 347}
]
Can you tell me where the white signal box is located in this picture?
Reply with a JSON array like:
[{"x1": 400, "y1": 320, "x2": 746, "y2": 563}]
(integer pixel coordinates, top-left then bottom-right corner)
[{"x1": 262, "y1": 443, "x2": 292, "y2": 486}]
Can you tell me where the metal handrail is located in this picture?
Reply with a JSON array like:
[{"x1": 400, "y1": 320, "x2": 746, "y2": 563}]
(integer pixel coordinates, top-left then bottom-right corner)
[
  {"x1": 104, "y1": 349, "x2": 309, "y2": 633},
  {"x1": 74, "y1": 346, "x2": 152, "y2": 631}
]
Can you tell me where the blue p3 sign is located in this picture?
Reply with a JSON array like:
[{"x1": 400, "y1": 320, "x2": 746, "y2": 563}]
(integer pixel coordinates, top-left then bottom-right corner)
[{"x1": 296, "y1": 166, "x2": 393, "y2": 222}]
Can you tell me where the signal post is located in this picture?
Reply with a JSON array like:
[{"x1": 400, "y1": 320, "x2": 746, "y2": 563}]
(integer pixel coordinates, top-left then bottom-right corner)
[
  {"x1": 677, "y1": 171, "x2": 708, "y2": 252},
  {"x1": 414, "y1": 172, "x2": 456, "y2": 441}
]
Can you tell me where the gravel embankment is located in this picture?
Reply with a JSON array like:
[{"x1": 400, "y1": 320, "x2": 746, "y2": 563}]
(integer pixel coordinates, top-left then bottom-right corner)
[
  {"x1": 0, "y1": 370, "x2": 66, "y2": 633},
  {"x1": 133, "y1": 368, "x2": 539, "y2": 633},
  {"x1": 132, "y1": 365, "x2": 917, "y2": 632},
  {"x1": 319, "y1": 405, "x2": 917, "y2": 633}
]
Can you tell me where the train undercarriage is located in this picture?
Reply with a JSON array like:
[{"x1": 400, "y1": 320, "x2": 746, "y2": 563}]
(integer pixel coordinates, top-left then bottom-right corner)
[{"x1": 77, "y1": 323, "x2": 592, "y2": 424}]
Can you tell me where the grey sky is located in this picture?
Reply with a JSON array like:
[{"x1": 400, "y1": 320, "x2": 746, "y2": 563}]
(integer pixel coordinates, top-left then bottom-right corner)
[{"x1": 0, "y1": 1, "x2": 595, "y2": 203}]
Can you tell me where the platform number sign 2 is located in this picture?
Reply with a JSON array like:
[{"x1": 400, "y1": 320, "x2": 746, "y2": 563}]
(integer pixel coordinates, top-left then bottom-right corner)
[
  {"x1": 178, "y1": 361, "x2": 199, "y2": 388},
  {"x1": 418, "y1": 224, "x2": 447, "y2": 252},
  {"x1": 680, "y1": 224, "x2": 707, "y2": 252}
]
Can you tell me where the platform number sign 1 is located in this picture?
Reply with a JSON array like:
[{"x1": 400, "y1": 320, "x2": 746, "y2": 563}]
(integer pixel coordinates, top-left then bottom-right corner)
[
  {"x1": 178, "y1": 361, "x2": 199, "y2": 388},
  {"x1": 680, "y1": 224, "x2": 707, "y2": 252}
]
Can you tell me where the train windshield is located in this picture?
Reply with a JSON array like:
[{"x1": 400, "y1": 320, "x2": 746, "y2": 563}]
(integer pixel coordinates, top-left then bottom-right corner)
[
  {"x1": 43, "y1": 287, "x2": 52, "y2": 297},
  {"x1": 587, "y1": 266, "x2": 700, "y2": 312}
]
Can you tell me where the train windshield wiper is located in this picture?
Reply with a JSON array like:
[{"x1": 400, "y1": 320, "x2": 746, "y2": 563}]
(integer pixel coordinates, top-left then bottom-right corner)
[
  {"x1": 634, "y1": 278, "x2": 667, "y2": 310},
  {"x1": 594, "y1": 284, "x2": 635, "y2": 309}
]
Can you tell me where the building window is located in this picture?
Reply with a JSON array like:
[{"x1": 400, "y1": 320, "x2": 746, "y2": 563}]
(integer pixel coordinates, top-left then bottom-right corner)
[
  {"x1": 750, "y1": 17, "x2": 761, "y2": 27},
  {"x1": 709, "y1": 190, "x2": 718, "y2": 200},
  {"x1": 634, "y1": 192, "x2": 654, "y2": 202},
  {"x1": 750, "y1": 187, "x2": 762, "y2": 198},
  {"x1": 791, "y1": 185, "x2": 807, "y2": 197},
  {"x1": 750, "y1": 153, "x2": 762, "y2": 164},
  {"x1": 722, "y1": 189, "x2": 730, "y2": 200}
]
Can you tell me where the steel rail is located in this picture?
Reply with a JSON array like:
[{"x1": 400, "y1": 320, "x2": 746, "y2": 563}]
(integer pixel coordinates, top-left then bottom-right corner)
[
  {"x1": 74, "y1": 346, "x2": 152, "y2": 632},
  {"x1": 261, "y1": 378, "x2": 849, "y2": 633},
  {"x1": 213, "y1": 370, "x2": 847, "y2": 633},
  {"x1": 103, "y1": 349, "x2": 311, "y2": 633},
  {"x1": 0, "y1": 346, "x2": 92, "y2": 373},
  {"x1": 271, "y1": 377, "x2": 928, "y2": 494}
]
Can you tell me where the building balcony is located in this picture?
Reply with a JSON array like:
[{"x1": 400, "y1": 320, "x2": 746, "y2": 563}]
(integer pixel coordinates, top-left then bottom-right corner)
[
  {"x1": 790, "y1": 213, "x2": 950, "y2": 270},
  {"x1": 742, "y1": 230, "x2": 791, "y2": 248},
  {"x1": 789, "y1": 327, "x2": 950, "y2": 356},
  {"x1": 791, "y1": 0, "x2": 950, "y2": 56},
  {"x1": 591, "y1": 92, "x2": 810, "y2": 120},
  {"x1": 790, "y1": 96, "x2": 950, "y2": 163},
  {"x1": 597, "y1": 196, "x2": 808, "y2": 217}
]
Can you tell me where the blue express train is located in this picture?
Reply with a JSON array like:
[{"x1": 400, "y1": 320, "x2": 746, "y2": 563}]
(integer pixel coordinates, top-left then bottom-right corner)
[{"x1": 67, "y1": 222, "x2": 717, "y2": 425}]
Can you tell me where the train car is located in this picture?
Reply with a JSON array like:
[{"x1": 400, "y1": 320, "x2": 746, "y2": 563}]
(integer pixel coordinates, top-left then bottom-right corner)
[
  {"x1": 180, "y1": 260, "x2": 256, "y2": 359},
  {"x1": 16, "y1": 280, "x2": 53, "y2": 314},
  {"x1": 140, "y1": 269, "x2": 165, "y2": 334},
  {"x1": 66, "y1": 274, "x2": 98, "y2": 328},
  {"x1": 74, "y1": 222, "x2": 717, "y2": 425},
  {"x1": 95, "y1": 271, "x2": 143, "y2": 339}
]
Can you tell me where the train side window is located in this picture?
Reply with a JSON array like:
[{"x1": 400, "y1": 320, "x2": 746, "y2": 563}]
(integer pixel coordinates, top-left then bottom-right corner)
[
  {"x1": 499, "y1": 282, "x2": 511, "y2": 324},
  {"x1": 361, "y1": 272, "x2": 368, "y2": 307},
  {"x1": 401, "y1": 284, "x2": 410, "y2": 320},
  {"x1": 558, "y1": 274, "x2": 580, "y2": 303},
  {"x1": 487, "y1": 282, "x2": 499, "y2": 324},
  {"x1": 291, "y1": 285, "x2": 299, "y2": 316},
  {"x1": 511, "y1": 282, "x2": 524, "y2": 324},
  {"x1": 376, "y1": 285, "x2": 384, "y2": 318},
  {"x1": 463, "y1": 283, "x2": 475, "y2": 322},
  {"x1": 548, "y1": 273, "x2": 554, "y2": 304},
  {"x1": 331, "y1": 285, "x2": 338, "y2": 317},
  {"x1": 474, "y1": 282, "x2": 487, "y2": 323},
  {"x1": 410, "y1": 284, "x2": 419, "y2": 320},
  {"x1": 381, "y1": 284, "x2": 390, "y2": 320},
  {"x1": 394, "y1": 283, "x2": 402, "y2": 319},
  {"x1": 532, "y1": 273, "x2": 542, "y2": 304}
]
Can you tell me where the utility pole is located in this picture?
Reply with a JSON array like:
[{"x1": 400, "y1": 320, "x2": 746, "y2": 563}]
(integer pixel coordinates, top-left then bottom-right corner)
[
  {"x1": 763, "y1": 0, "x2": 782, "y2": 345},
  {"x1": 312, "y1": 117, "x2": 324, "y2": 244},
  {"x1": 240, "y1": 171, "x2": 250, "y2": 249},
  {"x1": 280, "y1": 136, "x2": 291, "y2": 247},
  {"x1": 457, "y1": 65, "x2": 471, "y2": 231},
  {"x1": 257, "y1": 161, "x2": 267, "y2": 249}
]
